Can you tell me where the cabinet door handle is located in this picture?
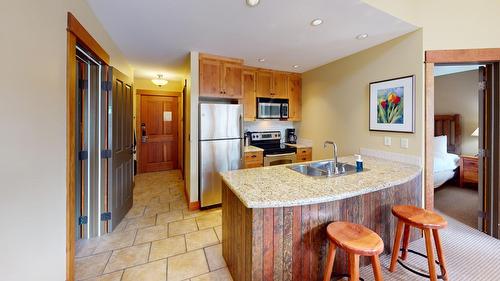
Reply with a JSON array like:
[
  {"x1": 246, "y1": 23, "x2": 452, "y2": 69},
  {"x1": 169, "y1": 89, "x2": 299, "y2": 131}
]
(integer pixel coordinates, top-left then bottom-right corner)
[{"x1": 251, "y1": 155, "x2": 257, "y2": 158}]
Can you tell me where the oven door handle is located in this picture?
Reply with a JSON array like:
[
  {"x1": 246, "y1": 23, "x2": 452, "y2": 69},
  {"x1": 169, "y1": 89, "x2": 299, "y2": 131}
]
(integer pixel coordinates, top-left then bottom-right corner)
[{"x1": 265, "y1": 152, "x2": 296, "y2": 157}]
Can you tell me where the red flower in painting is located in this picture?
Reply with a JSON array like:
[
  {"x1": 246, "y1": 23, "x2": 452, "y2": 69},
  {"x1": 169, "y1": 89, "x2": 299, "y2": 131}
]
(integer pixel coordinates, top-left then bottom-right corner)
[
  {"x1": 393, "y1": 96, "x2": 401, "y2": 105},
  {"x1": 380, "y1": 100, "x2": 387, "y2": 109}
]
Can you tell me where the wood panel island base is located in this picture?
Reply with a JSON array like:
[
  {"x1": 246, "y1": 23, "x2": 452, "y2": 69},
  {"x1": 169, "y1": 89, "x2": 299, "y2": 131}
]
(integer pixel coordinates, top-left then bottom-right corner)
[{"x1": 220, "y1": 156, "x2": 422, "y2": 281}]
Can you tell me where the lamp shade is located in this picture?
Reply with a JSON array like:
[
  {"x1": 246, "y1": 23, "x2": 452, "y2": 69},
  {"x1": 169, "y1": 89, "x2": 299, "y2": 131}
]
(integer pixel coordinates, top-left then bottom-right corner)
[{"x1": 471, "y1": 128, "x2": 479, "y2": 137}]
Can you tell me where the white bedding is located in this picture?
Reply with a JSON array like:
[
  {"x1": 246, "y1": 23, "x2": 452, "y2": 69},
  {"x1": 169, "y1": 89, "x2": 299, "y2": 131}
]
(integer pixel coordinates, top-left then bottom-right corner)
[{"x1": 433, "y1": 152, "x2": 460, "y2": 188}]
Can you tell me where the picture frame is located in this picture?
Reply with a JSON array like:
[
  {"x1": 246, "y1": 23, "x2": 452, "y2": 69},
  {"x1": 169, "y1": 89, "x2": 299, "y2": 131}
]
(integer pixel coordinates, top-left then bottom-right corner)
[{"x1": 369, "y1": 75, "x2": 415, "y2": 133}]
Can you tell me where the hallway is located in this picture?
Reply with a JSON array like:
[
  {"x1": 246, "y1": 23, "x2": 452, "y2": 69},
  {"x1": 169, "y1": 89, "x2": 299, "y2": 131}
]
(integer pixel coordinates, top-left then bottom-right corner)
[{"x1": 74, "y1": 170, "x2": 230, "y2": 281}]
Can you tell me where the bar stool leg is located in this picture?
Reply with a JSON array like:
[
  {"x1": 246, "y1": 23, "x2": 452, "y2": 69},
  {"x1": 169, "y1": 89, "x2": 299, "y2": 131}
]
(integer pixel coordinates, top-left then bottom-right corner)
[
  {"x1": 348, "y1": 253, "x2": 360, "y2": 281},
  {"x1": 371, "y1": 255, "x2": 384, "y2": 281},
  {"x1": 389, "y1": 220, "x2": 404, "y2": 272},
  {"x1": 424, "y1": 229, "x2": 438, "y2": 281},
  {"x1": 322, "y1": 242, "x2": 337, "y2": 281},
  {"x1": 401, "y1": 224, "x2": 411, "y2": 260},
  {"x1": 432, "y1": 229, "x2": 448, "y2": 281}
]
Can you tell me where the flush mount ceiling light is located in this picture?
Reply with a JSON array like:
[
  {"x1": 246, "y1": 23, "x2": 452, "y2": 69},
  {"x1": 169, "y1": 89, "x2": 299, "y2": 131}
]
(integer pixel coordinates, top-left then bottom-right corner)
[
  {"x1": 356, "y1": 33, "x2": 369, "y2": 40},
  {"x1": 293, "y1": 65, "x2": 300, "y2": 69},
  {"x1": 152, "y1": 74, "x2": 168, "y2": 87},
  {"x1": 310, "y1": 18, "x2": 323, "y2": 26},
  {"x1": 246, "y1": 0, "x2": 260, "y2": 7},
  {"x1": 257, "y1": 58, "x2": 266, "y2": 62}
]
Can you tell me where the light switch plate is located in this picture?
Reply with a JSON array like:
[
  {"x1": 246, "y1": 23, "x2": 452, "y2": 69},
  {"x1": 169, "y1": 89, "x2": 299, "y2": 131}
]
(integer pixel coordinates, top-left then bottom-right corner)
[
  {"x1": 401, "y1": 138, "x2": 409, "y2": 149},
  {"x1": 384, "y1": 136, "x2": 392, "y2": 146}
]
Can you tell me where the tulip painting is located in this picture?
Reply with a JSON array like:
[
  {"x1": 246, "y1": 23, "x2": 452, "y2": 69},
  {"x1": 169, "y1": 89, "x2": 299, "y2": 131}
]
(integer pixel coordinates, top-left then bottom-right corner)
[
  {"x1": 377, "y1": 86, "x2": 404, "y2": 124},
  {"x1": 370, "y1": 75, "x2": 414, "y2": 133}
]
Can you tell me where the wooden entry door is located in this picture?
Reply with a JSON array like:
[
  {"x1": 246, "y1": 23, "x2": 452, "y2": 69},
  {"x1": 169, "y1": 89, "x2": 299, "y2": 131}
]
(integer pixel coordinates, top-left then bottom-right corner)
[{"x1": 139, "y1": 94, "x2": 179, "y2": 173}]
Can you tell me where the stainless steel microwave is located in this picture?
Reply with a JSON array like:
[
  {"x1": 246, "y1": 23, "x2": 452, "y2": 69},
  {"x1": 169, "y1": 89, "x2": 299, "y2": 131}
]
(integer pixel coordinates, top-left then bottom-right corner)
[{"x1": 256, "y1": 98, "x2": 289, "y2": 119}]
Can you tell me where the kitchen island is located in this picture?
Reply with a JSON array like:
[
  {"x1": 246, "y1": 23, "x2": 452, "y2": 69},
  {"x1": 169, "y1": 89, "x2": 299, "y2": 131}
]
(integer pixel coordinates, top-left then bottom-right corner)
[{"x1": 220, "y1": 156, "x2": 422, "y2": 281}]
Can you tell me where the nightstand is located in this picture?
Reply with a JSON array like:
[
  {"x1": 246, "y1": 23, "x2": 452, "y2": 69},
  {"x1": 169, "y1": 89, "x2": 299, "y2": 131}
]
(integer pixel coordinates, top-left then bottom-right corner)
[{"x1": 460, "y1": 155, "x2": 478, "y2": 187}]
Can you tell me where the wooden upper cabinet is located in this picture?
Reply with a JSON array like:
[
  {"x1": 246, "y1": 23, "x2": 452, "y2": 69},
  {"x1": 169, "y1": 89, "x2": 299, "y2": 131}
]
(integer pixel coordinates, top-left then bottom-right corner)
[
  {"x1": 288, "y1": 74, "x2": 302, "y2": 121},
  {"x1": 222, "y1": 62, "x2": 243, "y2": 98},
  {"x1": 242, "y1": 69, "x2": 256, "y2": 120},
  {"x1": 199, "y1": 53, "x2": 243, "y2": 98},
  {"x1": 256, "y1": 70, "x2": 288, "y2": 98},
  {"x1": 199, "y1": 58, "x2": 222, "y2": 97},
  {"x1": 273, "y1": 72, "x2": 288, "y2": 98},
  {"x1": 256, "y1": 70, "x2": 273, "y2": 98}
]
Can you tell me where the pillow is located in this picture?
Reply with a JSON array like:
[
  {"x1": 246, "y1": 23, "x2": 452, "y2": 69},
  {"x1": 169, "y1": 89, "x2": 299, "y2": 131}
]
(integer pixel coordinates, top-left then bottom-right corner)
[{"x1": 434, "y1": 135, "x2": 448, "y2": 157}]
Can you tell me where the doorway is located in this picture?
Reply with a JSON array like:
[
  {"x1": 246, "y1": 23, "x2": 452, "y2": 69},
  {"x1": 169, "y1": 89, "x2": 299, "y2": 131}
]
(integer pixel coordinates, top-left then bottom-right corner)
[
  {"x1": 136, "y1": 90, "x2": 182, "y2": 173},
  {"x1": 425, "y1": 49, "x2": 500, "y2": 238}
]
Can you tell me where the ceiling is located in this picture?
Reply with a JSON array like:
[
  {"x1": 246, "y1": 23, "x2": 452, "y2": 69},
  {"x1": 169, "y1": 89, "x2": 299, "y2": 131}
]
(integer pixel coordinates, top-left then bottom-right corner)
[
  {"x1": 86, "y1": 0, "x2": 417, "y2": 81},
  {"x1": 434, "y1": 65, "x2": 483, "y2": 77}
]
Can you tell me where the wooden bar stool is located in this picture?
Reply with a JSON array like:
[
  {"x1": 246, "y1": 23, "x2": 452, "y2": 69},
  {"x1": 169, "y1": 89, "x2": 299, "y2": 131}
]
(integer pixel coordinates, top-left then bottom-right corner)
[
  {"x1": 323, "y1": 221, "x2": 384, "y2": 281},
  {"x1": 389, "y1": 205, "x2": 448, "y2": 281}
]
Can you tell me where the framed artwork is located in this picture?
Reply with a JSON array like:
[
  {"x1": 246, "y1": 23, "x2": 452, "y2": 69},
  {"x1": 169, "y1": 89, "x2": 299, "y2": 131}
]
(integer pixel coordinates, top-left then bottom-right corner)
[{"x1": 369, "y1": 75, "x2": 415, "y2": 133}]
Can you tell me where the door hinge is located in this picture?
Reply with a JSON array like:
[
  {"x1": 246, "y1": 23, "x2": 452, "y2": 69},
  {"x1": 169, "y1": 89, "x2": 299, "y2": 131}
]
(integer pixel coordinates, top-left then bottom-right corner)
[
  {"x1": 101, "y1": 149, "x2": 112, "y2": 159},
  {"x1": 101, "y1": 80, "x2": 112, "y2": 91},
  {"x1": 478, "y1": 210, "x2": 490, "y2": 220},
  {"x1": 78, "y1": 216, "x2": 88, "y2": 225},
  {"x1": 78, "y1": 150, "x2": 88, "y2": 161},
  {"x1": 79, "y1": 79, "x2": 88, "y2": 90},
  {"x1": 479, "y1": 81, "x2": 486, "y2": 91},
  {"x1": 101, "y1": 212, "x2": 112, "y2": 221}
]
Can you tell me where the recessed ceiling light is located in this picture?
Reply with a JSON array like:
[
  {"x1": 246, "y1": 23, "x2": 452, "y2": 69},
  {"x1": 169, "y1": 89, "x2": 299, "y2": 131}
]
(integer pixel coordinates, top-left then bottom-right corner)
[
  {"x1": 246, "y1": 0, "x2": 260, "y2": 7},
  {"x1": 258, "y1": 58, "x2": 265, "y2": 62},
  {"x1": 293, "y1": 65, "x2": 300, "y2": 69},
  {"x1": 310, "y1": 18, "x2": 323, "y2": 26},
  {"x1": 356, "y1": 33, "x2": 369, "y2": 40}
]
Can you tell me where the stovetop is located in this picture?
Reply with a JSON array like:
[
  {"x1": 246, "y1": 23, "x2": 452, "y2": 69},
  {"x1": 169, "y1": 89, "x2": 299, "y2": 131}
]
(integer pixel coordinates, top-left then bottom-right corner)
[{"x1": 249, "y1": 131, "x2": 297, "y2": 156}]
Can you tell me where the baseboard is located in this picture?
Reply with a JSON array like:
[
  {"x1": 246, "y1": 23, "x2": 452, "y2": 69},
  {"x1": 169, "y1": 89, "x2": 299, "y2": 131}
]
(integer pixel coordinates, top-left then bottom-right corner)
[
  {"x1": 188, "y1": 201, "x2": 200, "y2": 211},
  {"x1": 183, "y1": 181, "x2": 200, "y2": 211}
]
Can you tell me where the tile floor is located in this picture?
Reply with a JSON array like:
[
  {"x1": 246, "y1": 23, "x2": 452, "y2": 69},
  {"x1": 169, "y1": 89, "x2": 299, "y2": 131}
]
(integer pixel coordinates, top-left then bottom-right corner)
[{"x1": 75, "y1": 170, "x2": 231, "y2": 281}]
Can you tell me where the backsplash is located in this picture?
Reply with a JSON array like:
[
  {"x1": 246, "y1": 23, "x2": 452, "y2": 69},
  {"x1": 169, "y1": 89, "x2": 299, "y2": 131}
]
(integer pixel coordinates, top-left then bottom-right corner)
[{"x1": 244, "y1": 120, "x2": 294, "y2": 143}]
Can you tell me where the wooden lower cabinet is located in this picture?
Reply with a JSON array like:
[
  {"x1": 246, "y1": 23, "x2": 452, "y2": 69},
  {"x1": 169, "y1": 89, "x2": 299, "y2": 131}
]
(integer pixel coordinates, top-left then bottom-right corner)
[
  {"x1": 296, "y1": 147, "x2": 312, "y2": 162},
  {"x1": 221, "y1": 175, "x2": 422, "y2": 281},
  {"x1": 244, "y1": 151, "x2": 263, "y2": 168}
]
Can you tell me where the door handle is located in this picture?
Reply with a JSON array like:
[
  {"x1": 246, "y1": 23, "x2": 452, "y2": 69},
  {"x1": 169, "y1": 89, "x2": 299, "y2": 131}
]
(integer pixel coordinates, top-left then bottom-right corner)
[{"x1": 141, "y1": 123, "x2": 148, "y2": 143}]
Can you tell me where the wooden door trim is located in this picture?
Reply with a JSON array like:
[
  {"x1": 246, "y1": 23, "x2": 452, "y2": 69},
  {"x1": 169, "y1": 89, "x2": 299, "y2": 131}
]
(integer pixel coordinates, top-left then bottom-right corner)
[
  {"x1": 424, "y1": 48, "x2": 500, "y2": 212},
  {"x1": 136, "y1": 90, "x2": 183, "y2": 174},
  {"x1": 67, "y1": 12, "x2": 111, "y2": 281},
  {"x1": 67, "y1": 12, "x2": 110, "y2": 65},
  {"x1": 426, "y1": 48, "x2": 500, "y2": 64}
]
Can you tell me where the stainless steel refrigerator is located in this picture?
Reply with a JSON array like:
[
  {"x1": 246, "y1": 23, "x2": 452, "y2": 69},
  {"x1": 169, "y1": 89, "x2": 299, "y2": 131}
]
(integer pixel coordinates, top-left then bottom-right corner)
[{"x1": 199, "y1": 103, "x2": 243, "y2": 208}]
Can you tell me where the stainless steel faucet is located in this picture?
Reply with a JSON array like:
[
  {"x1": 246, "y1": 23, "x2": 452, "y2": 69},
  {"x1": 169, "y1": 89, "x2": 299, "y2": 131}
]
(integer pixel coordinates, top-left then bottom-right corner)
[{"x1": 324, "y1": 141, "x2": 338, "y2": 175}]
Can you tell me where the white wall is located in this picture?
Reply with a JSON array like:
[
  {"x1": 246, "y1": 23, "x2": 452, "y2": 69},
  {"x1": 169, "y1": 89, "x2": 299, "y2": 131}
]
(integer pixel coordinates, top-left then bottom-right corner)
[
  {"x1": 435, "y1": 70, "x2": 479, "y2": 156},
  {"x1": 188, "y1": 52, "x2": 200, "y2": 203},
  {"x1": 0, "y1": 1, "x2": 131, "y2": 280}
]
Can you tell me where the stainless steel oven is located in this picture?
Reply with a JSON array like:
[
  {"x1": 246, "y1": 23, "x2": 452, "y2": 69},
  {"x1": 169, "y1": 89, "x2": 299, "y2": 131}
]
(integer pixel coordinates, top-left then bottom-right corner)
[
  {"x1": 264, "y1": 152, "x2": 296, "y2": 166},
  {"x1": 257, "y1": 98, "x2": 289, "y2": 119}
]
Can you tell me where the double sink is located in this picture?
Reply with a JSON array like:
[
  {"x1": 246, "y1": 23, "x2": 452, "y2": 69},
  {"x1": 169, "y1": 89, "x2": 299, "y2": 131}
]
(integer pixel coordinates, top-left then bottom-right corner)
[{"x1": 288, "y1": 160, "x2": 365, "y2": 178}]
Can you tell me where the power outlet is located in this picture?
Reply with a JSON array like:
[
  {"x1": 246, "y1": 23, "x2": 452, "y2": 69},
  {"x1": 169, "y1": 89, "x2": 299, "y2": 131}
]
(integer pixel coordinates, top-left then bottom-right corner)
[
  {"x1": 384, "y1": 136, "x2": 392, "y2": 146},
  {"x1": 401, "y1": 138, "x2": 409, "y2": 149}
]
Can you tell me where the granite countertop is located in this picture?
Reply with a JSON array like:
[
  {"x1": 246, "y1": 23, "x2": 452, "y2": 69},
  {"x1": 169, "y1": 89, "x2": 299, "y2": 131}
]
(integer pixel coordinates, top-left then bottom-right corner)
[
  {"x1": 285, "y1": 143, "x2": 312, "y2": 148},
  {"x1": 220, "y1": 156, "x2": 422, "y2": 208},
  {"x1": 244, "y1": 145, "x2": 264, "y2": 153}
]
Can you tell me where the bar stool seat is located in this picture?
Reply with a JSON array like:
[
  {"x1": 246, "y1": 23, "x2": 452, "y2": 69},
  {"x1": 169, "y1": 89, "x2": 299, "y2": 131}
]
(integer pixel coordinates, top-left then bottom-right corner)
[
  {"x1": 323, "y1": 221, "x2": 384, "y2": 281},
  {"x1": 392, "y1": 205, "x2": 447, "y2": 230},
  {"x1": 390, "y1": 205, "x2": 448, "y2": 281}
]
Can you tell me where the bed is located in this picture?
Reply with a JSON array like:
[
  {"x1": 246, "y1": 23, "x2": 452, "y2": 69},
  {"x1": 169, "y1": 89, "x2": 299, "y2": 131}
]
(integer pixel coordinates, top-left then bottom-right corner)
[{"x1": 434, "y1": 114, "x2": 461, "y2": 188}]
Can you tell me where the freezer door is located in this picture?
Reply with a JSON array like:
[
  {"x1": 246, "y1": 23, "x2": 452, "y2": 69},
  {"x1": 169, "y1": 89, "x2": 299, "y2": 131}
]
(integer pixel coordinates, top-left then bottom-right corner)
[
  {"x1": 200, "y1": 103, "x2": 243, "y2": 140},
  {"x1": 199, "y1": 139, "x2": 242, "y2": 207}
]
